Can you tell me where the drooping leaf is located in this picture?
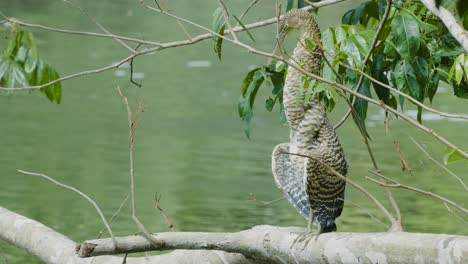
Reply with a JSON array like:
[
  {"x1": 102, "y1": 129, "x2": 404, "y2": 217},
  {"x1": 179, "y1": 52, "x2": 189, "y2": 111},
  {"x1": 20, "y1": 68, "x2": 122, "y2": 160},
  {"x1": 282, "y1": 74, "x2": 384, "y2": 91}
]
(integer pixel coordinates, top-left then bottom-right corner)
[
  {"x1": 351, "y1": 78, "x2": 371, "y2": 138},
  {"x1": 426, "y1": 70, "x2": 440, "y2": 103},
  {"x1": 211, "y1": 7, "x2": 226, "y2": 60},
  {"x1": 371, "y1": 54, "x2": 390, "y2": 105}
]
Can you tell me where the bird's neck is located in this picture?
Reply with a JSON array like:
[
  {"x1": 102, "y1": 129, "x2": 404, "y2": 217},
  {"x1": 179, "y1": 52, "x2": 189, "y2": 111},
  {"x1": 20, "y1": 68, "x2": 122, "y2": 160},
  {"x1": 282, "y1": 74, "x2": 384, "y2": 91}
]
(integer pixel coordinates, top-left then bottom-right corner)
[{"x1": 292, "y1": 18, "x2": 322, "y2": 74}]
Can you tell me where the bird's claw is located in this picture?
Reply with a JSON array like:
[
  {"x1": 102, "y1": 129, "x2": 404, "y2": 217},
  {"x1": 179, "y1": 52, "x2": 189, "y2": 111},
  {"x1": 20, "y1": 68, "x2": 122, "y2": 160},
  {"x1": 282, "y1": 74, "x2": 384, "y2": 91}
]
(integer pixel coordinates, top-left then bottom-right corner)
[{"x1": 290, "y1": 230, "x2": 319, "y2": 250}]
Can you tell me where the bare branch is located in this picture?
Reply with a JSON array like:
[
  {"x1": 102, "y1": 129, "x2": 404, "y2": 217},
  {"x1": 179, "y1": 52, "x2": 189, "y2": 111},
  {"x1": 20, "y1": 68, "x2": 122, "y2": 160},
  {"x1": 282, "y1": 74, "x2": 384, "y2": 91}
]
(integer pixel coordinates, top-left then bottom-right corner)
[
  {"x1": 16, "y1": 169, "x2": 117, "y2": 247},
  {"x1": 117, "y1": 87, "x2": 161, "y2": 247},
  {"x1": 367, "y1": 170, "x2": 468, "y2": 214}
]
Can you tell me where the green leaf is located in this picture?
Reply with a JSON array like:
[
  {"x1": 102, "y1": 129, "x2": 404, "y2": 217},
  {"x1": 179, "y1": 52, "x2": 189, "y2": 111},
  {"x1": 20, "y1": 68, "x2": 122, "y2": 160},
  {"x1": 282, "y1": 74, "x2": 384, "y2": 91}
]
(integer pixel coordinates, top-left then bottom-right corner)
[
  {"x1": 265, "y1": 97, "x2": 274, "y2": 112},
  {"x1": 351, "y1": 78, "x2": 371, "y2": 138},
  {"x1": 24, "y1": 31, "x2": 38, "y2": 58},
  {"x1": 214, "y1": 25, "x2": 225, "y2": 60},
  {"x1": 335, "y1": 26, "x2": 347, "y2": 44},
  {"x1": 0, "y1": 58, "x2": 9, "y2": 82},
  {"x1": 212, "y1": 7, "x2": 226, "y2": 60},
  {"x1": 322, "y1": 28, "x2": 335, "y2": 52},
  {"x1": 426, "y1": 70, "x2": 440, "y2": 103},
  {"x1": 394, "y1": 60, "x2": 420, "y2": 104},
  {"x1": 452, "y1": 80, "x2": 468, "y2": 99},
  {"x1": 371, "y1": 55, "x2": 390, "y2": 105},
  {"x1": 3, "y1": 60, "x2": 29, "y2": 88},
  {"x1": 391, "y1": 12, "x2": 420, "y2": 60},
  {"x1": 444, "y1": 148, "x2": 465, "y2": 164},
  {"x1": 411, "y1": 57, "x2": 429, "y2": 101},
  {"x1": 240, "y1": 68, "x2": 261, "y2": 97}
]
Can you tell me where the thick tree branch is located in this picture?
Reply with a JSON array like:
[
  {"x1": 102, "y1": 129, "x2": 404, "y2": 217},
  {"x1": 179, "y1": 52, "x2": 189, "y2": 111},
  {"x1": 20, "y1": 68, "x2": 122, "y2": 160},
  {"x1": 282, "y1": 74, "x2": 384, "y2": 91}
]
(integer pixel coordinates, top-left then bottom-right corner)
[
  {"x1": 76, "y1": 225, "x2": 468, "y2": 264},
  {"x1": 0, "y1": 206, "x2": 253, "y2": 264},
  {"x1": 420, "y1": 0, "x2": 468, "y2": 52}
]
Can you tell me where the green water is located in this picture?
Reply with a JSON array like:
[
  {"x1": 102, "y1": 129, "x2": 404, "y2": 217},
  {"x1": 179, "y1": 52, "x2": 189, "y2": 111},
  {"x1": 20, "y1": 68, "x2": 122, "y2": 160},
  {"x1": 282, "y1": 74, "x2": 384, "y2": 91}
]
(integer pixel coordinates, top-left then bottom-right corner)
[{"x1": 0, "y1": 1, "x2": 467, "y2": 263}]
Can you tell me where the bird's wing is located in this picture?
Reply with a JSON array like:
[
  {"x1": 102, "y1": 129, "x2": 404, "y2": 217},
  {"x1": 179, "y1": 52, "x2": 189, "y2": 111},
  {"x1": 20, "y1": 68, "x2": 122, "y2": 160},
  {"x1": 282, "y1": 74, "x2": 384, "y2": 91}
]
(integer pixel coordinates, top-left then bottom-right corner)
[
  {"x1": 304, "y1": 157, "x2": 346, "y2": 226},
  {"x1": 272, "y1": 143, "x2": 310, "y2": 219}
]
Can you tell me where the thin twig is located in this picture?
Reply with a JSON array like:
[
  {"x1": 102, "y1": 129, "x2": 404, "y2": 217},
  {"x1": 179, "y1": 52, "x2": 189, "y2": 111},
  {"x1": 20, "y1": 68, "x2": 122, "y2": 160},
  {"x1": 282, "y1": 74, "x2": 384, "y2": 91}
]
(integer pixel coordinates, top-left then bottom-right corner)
[
  {"x1": 247, "y1": 194, "x2": 287, "y2": 206},
  {"x1": 117, "y1": 87, "x2": 161, "y2": 246},
  {"x1": 410, "y1": 137, "x2": 467, "y2": 192},
  {"x1": 63, "y1": 0, "x2": 136, "y2": 53},
  {"x1": 277, "y1": 151, "x2": 399, "y2": 228},
  {"x1": 367, "y1": 170, "x2": 468, "y2": 214},
  {"x1": 97, "y1": 194, "x2": 129, "y2": 239},
  {"x1": 236, "y1": 0, "x2": 260, "y2": 26},
  {"x1": 444, "y1": 203, "x2": 468, "y2": 225},
  {"x1": 17, "y1": 169, "x2": 118, "y2": 247},
  {"x1": 334, "y1": 0, "x2": 393, "y2": 129},
  {"x1": 218, "y1": 0, "x2": 238, "y2": 42},
  {"x1": 155, "y1": 193, "x2": 176, "y2": 231},
  {"x1": 130, "y1": 44, "x2": 142, "y2": 87}
]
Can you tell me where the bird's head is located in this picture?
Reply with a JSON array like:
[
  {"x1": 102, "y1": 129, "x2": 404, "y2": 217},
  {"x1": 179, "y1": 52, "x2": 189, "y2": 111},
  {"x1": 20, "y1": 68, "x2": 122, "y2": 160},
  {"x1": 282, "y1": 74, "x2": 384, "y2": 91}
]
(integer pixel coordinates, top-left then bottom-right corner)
[{"x1": 276, "y1": 9, "x2": 318, "y2": 51}]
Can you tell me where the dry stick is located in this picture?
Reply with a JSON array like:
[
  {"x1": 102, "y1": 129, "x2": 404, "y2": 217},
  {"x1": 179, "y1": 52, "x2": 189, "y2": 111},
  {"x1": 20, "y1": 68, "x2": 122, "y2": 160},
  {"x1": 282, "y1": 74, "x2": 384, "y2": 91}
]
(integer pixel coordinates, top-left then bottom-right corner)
[
  {"x1": 444, "y1": 203, "x2": 468, "y2": 225},
  {"x1": 155, "y1": 193, "x2": 176, "y2": 231},
  {"x1": 144, "y1": 0, "x2": 468, "y2": 161},
  {"x1": 341, "y1": 63, "x2": 468, "y2": 120},
  {"x1": 97, "y1": 194, "x2": 129, "y2": 239},
  {"x1": 410, "y1": 137, "x2": 468, "y2": 192},
  {"x1": 62, "y1": 0, "x2": 136, "y2": 53},
  {"x1": 367, "y1": 170, "x2": 468, "y2": 214},
  {"x1": 218, "y1": 0, "x2": 239, "y2": 42},
  {"x1": 277, "y1": 151, "x2": 399, "y2": 228},
  {"x1": 117, "y1": 87, "x2": 161, "y2": 246},
  {"x1": 16, "y1": 169, "x2": 118, "y2": 248},
  {"x1": 0, "y1": 0, "x2": 343, "y2": 91},
  {"x1": 334, "y1": 0, "x2": 393, "y2": 130}
]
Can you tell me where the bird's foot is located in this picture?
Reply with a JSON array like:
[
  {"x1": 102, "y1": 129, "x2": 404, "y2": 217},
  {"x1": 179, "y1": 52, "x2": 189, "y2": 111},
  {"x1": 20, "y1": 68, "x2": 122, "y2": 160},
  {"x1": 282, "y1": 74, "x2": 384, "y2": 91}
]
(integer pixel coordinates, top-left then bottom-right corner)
[{"x1": 290, "y1": 229, "x2": 319, "y2": 250}]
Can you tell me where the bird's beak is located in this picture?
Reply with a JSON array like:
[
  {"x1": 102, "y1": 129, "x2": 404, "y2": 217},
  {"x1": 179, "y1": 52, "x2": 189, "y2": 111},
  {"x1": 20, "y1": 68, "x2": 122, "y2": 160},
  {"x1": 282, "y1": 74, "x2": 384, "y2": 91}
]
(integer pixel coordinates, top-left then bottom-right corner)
[{"x1": 273, "y1": 26, "x2": 289, "y2": 56}]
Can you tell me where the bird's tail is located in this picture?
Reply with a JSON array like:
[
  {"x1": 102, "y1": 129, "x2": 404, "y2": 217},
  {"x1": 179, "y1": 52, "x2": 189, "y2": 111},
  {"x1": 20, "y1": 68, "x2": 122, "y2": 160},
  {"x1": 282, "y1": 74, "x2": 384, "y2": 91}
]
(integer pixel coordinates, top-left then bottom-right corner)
[{"x1": 272, "y1": 143, "x2": 310, "y2": 219}]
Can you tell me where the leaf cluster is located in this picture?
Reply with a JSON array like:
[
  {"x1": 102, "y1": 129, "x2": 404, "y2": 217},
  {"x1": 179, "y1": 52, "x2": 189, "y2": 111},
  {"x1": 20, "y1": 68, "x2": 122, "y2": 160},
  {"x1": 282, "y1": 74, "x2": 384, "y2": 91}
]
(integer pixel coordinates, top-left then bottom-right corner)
[{"x1": 0, "y1": 26, "x2": 62, "y2": 103}]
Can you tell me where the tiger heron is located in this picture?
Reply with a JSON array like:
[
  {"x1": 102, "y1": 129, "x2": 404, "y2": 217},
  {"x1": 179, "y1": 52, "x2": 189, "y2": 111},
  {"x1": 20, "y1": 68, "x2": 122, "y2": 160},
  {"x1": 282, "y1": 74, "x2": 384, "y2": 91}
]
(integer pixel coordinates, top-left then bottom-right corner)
[{"x1": 271, "y1": 9, "x2": 348, "y2": 238}]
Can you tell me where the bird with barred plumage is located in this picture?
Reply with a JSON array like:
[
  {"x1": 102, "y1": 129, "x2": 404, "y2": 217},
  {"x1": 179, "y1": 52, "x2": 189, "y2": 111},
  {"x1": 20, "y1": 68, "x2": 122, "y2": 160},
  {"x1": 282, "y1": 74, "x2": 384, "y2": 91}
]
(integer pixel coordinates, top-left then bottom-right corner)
[{"x1": 271, "y1": 9, "x2": 348, "y2": 238}]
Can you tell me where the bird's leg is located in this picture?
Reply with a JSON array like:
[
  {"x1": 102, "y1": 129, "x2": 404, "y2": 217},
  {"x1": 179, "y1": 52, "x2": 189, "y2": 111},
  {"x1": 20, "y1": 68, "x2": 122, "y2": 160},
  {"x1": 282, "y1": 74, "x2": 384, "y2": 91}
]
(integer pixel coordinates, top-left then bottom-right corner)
[{"x1": 290, "y1": 211, "x2": 319, "y2": 250}]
